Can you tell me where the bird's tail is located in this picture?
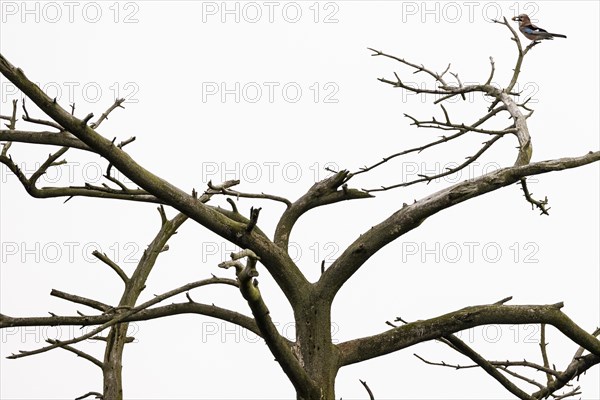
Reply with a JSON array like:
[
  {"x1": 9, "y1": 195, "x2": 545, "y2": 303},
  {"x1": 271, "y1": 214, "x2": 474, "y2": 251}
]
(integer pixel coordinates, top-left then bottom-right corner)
[{"x1": 549, "y1": 32, "x2": 567, "y2": 38}]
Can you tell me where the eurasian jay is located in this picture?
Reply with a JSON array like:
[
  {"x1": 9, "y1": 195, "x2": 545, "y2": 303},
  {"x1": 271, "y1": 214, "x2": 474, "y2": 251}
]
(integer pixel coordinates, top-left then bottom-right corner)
[{"x1": 512, "y1": 14, "x2": 566, "y2": 41}]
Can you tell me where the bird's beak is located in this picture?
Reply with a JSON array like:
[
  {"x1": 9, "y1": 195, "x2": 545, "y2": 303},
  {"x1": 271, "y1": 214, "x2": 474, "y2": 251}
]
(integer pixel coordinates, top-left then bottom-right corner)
[{"x1": 511, "y1": 16, "x2": 521, "y2": 21}]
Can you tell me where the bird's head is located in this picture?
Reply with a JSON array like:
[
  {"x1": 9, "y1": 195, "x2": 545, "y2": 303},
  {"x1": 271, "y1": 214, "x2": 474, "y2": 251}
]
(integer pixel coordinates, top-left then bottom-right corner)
[{"x1": 512, "y1": 14, "x2": 530, "y2": 23}]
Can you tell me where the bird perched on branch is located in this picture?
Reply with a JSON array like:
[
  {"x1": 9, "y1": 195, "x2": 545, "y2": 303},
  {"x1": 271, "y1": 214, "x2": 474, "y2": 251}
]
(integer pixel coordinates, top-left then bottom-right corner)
[{"x1": 512, "y1": 14, "x2": 567, "y2": 41}]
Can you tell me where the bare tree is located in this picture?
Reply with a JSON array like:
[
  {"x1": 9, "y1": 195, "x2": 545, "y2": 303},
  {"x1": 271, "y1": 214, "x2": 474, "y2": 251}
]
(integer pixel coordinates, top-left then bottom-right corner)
[{"x1": 1, "y1": 18, "x2": 598, "y2": 400}]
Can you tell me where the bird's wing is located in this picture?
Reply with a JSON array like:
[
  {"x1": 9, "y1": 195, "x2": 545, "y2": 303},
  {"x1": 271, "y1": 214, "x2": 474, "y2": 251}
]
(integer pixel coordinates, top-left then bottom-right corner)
[{"x1": 522, "y1": 23, "x2": 549, "y2": 35}]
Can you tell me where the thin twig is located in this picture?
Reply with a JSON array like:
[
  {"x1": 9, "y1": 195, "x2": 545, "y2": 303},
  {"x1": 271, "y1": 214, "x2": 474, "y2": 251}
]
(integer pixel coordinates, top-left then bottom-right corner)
[
  {"x1": 365, "y1": 135, "x2": 503, "y2": 192},
  {"x1": 352, "y1": 106, "x2": 507, "y2": 177},
  {"x1": 89, "y1": 98, "x2": 125, "y2": 129},
  {"x1": 520, "y1": 178, "x2": 550, "y2": 215},
  {"x1": 92, "y1": 251, "x2": 129, "y2": 284},
  {"x1": 75, "y1": 391, "x2": 103, "y2": 400},
  {"x1": 45, "y1": 339, "x2": 103, "y2": 369},
  {"x1": 50, "y1": 289, "x2": 112, "y2": 313},
  {"x1": 22, "y1": 99, "x2": 63, "y2": 130},
  {"x1": 539, "y1": 324, "x2": 554, "y2": 386},
  {"x1": 359, "y1": 379, "x2": 375, "y2": 400}
]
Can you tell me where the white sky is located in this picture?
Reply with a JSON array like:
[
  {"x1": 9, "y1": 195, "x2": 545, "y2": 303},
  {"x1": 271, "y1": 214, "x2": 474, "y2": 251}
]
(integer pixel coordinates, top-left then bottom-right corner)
[{"x1": 1, "y1": 1, "x2": 599, "y2": 399}]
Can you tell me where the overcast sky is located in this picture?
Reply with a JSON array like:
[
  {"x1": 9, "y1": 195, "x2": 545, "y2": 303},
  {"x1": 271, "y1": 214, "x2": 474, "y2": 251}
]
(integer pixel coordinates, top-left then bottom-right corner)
[{"x1": 1, "y1": 1, "x2": 599, "y2": 399}]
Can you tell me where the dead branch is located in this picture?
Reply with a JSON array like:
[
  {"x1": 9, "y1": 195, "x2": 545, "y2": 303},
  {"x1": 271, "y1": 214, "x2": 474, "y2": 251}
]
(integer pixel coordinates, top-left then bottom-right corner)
[
  {"x1": 46, "y1": 339, "x2": 103, "y2": 369},
  {"x1": 6, "y1": 276, "x2": 238, "y2": 360},
  {"x1": 89, "y1": 98, "x2": 125, "y2": 129}
]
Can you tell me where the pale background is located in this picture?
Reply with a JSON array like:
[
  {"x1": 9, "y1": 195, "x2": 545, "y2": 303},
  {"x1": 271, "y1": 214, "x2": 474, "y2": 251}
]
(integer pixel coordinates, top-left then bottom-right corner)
[{"x1": 1, "y1": 1, "x2": 599, "y2": 399}]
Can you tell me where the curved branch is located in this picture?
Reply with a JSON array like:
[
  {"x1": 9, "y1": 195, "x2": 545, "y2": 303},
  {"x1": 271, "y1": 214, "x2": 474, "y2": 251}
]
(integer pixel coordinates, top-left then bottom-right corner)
[
  {"x1": 75, "y1": 392, "x2": 103, "y2": 400},
  {"x1": 1, "y1": 301, "x2": 261, "y2": 337},
  {"x1": 90, "y1": 99, "x2": 125, "y2": 129},
  {"x1": 493, "y1": 17, "x2": 536, "y2": 94},
  {"x1": 0, "y1": 153, "x2": 162, "y2": 203},
  {"x1": 487, "y1": 17, "x2": 538, "y2": 112},
  {"x1": 92, "y1": 251, "x2": 129, "y2": 285},
  {"x1": 319, "y1": 151, "x2": 600, "y2": 299},
  {"x1": 274, "y1": 170, "x2": 373, "y2": 249},
  {"x1": 28, "y1": 146, "x2": 69, "y2": 185},
  {"x1": 499, "y1": 92, "x2": 532, "y2": 167},
  {"x1": 338, "y1": 302, "x2": 600, "y2": 366},
  {"x1": 0, "y1": 52, "x2": 309, "y2": 303},
  {"x1": 359, "y1": 379, "x2": 375, "y2": 400}
]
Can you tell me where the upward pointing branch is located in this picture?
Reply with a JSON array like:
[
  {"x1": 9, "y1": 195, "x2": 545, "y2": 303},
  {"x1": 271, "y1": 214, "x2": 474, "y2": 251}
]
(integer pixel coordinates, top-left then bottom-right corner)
[
  {"x1": 318, "y1": 152, "x2": 600, "y2": 299},
  {"x1": 0, "y1": 52, "x2": 309, "y2": 305},
  {"x1": 274, "y1": 170, "x2": 372, "y2": 249}
]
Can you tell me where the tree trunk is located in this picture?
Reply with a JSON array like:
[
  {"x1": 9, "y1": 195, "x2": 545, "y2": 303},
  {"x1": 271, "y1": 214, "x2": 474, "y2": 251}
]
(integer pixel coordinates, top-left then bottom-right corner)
[
  {"x1": 102, "y1": 323, "x2": 129, "y2": 400},
  {"x1": 294, "y1": 294, "x2": 340, "y2": 400}
]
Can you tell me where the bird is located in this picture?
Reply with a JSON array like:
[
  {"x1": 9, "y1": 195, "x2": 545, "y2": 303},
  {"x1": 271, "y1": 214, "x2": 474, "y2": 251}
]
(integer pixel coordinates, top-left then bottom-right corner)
[{"x1": 512, "y1": 14, "x2": 566, "y2": 41}]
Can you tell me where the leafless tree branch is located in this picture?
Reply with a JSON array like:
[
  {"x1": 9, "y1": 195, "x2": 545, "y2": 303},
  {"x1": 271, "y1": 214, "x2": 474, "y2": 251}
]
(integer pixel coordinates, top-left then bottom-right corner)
[
  {"x1": 413, "y1": 323, "x2": 600, "y2": 399},
  {"x1": 1, "y1": 301, "x2": 260, "y2": 336},
  {"x1": 46, "y1": 339, "x2": 103, "y2": 369},
  {"x1": 75, "y1": 391, "x2": 103, "y2": 400},
  {"x1": 219, "y1": 249, "x2": 316, "y2": 398},
  {"x1": 351, "y1": 105, "x2": 507, "y2": 178},
  {"x1": 320, "y1": 151, "x2": 600, "y2": 299},
  {"x1": 89, "y1": 98, "x2": 125, "y2": 129},
  {"x1": 91, "y1": 251, "x2": 129, "y2": 285},
  {"x1": 359, "y1": 379, "x2": 375, "y2": 400},
  {"x1": 21, "y1": 98, "x2": 64, "y2": 130},
  {"x1": 50, "y1": 289, "x2": 112, "y2": 313},
  {"x1": 1, "y1": 18, "x2": 598, "y2": 399},
  {"x1": 365, "y1": 135, "x2": 504, "y2": 192},
  {"x1": 338, "y1": 301, "x2": 600, "y2": 366},
  {"x1": 0, "y1": 129, "x2": 92, "y2": 150},
  {"x1": 274, "y1": 170, "x2": 373, "y2": 249},
  {"x1": 5, "y1": 276, "x2": 239, "y2": 360}
]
